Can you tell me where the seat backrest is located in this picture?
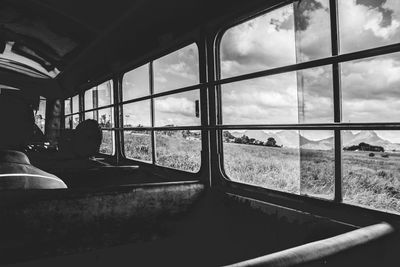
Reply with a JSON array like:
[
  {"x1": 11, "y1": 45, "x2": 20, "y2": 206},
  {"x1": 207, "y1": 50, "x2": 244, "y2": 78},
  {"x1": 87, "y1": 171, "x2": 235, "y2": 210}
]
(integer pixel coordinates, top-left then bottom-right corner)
[{"x1": 0, "y1": 150, "x2": 67, "y2": 190}]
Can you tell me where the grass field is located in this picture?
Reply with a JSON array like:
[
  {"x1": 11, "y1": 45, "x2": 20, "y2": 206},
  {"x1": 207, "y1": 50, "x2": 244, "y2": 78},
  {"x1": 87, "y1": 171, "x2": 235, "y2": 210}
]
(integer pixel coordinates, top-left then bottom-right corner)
[
  {"x1": 123, "y1": 131, "x2": 201, "y2": 172},
  {"x1": 224, "y1": 142, "x2": 400, "y2": 214},
  {"x1": 107, "y1": 131, "x2": 400, "y2": 214}
]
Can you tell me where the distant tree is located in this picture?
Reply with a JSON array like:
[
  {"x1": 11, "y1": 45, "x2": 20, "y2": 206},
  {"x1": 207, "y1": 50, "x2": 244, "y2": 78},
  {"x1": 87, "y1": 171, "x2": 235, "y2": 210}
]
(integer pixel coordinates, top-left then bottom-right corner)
[
  {"x1": 266, "y1": 137, "x2": 277, "y2": 147},
  {"x1": 241, "y1": 135, "x2": 250, "y2": 144},
  {"x1": 223, "y1": 131, "x2": 235, "y2": 140}
]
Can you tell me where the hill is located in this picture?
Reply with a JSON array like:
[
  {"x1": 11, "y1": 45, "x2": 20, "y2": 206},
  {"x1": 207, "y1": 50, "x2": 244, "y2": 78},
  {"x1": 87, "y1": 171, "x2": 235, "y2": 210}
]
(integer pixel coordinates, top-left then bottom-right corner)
[{"x1": 225, "y1": 130, "x2": 400, "y2": 151}]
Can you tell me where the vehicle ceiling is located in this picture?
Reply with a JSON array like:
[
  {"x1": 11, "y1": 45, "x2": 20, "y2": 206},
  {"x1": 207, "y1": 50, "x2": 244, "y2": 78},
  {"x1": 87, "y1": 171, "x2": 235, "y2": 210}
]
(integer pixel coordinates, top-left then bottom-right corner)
[{"x1": 0, "y1": 0, "x2": 272, "y2": 99}]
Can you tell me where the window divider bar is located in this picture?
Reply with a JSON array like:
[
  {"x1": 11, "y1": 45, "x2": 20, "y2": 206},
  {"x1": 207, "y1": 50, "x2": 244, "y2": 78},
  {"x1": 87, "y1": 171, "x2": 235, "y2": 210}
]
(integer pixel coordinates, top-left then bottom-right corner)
[
  {"x1": 149, "y1": 61, "x2": 156, "y2": 164},
  {"x1": 214, "y1": 42, "x2": 400, "y2": 87},
  {"x1": 114, "y1": 123, "x2": 400, "y2": 132},
  {"x1": 119, "y1": 84, "x2": 202, "y2": 106}
]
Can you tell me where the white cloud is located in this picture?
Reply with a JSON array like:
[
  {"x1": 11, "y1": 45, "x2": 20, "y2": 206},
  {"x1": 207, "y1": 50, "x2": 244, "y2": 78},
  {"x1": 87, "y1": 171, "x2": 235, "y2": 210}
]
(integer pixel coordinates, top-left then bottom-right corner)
[
  {"x1": 364, "y1": 12, "x2": 400, "y2": 39},
  {"x1": 339, "y1": 0, "x2": 400, "y2": 52},
  {"x1": 154, "y1": 97, "x2": 198, "y2": 126},
  {"x1": 164, "y1": 61, "x2": 197, "y2": 80},
  {"x1": 220, "y1": 4, "x2": 296, "y2": 77}
]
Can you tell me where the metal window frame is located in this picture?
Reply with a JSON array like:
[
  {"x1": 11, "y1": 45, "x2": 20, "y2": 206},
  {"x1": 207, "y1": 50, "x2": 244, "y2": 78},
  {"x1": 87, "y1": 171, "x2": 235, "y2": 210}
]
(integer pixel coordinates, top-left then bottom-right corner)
[
  {"x1": 212, "y1": 0, "x2": 400, "y2": 211},
  {"x1": 119, "y1": 41, "x2": 205, "y2": 174}
]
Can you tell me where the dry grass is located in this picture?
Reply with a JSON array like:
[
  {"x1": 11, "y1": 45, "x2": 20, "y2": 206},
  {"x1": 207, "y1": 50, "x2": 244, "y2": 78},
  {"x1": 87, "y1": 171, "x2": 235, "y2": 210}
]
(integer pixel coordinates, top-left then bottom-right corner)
[
  {"x1": 224, "y1": 142, "x2": 400, "y2": 214},
  {"x1": 115, "y1": 131, "x2": 400, "y2": 214}
]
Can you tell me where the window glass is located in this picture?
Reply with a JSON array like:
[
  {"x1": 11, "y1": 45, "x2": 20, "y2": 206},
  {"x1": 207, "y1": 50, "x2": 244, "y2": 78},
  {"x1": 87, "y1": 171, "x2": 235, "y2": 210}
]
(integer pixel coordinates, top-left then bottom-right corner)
[
  {"x1": 64, "y1": 98, "x2": 71, "y2": 115},
  {"x1": 84, "y1": 88, "x2": 95, "y2": 110},
  {"x1": 123, "y1": 64, "x2": 150, "y2": 101},
  {"x1": 84, "y1": 111, "x2": 95, "y2": 120},
  {"x1": 223, "y1": 129, "x2": 334, "y2": 198},
  {"x1": 154, "y1": 90, "x2": 201, "y2": 126},
  {"x1": 34, "y1": 98, "x2": 46, "y2": 133},
  {"x1": 97, "y1": 81, "x2": 113, "y2": 107},
  {"x1": 220, "y1": 0, "x2": 331, "y2": 78},
  {"x1": 123, "y1": 100, "x2": 151, "y2": 127},
  {"x1": 221, "y1": 66, "x2": 333, "y2": 125},
  {"x1": 155, "y1": 130, "x2": 201, "y2": 172},
  {"x1": 97, "y1": 108, "x2": 114, "y2": 128},
  {"x1": 72, "y1": 114, "x2": 80, "y2": 129},
  {"x1": 124, "y1": 130, "x2": 152, "y2": 162},
  {"x1": 153, "y1": 43, "x2": 199, "y2": 93},
  {"x1": 341, "y1": 53, "x2": 400, "y2": 123},
  {"x1": 100, "y1": 130, "x2": 114, "y2": 155},
  {"x1": 342, "y1": 130, "x2": 400, "y2": 214},
  {"x1": 72, "y1": 95, "x2": 79, "y2": 113},
  {"x1": 338, "y1": 0, "x2": 400, "y2": 54},
  {"x1": 65, "y1": 116, "x2": 72, "y2": 129}
]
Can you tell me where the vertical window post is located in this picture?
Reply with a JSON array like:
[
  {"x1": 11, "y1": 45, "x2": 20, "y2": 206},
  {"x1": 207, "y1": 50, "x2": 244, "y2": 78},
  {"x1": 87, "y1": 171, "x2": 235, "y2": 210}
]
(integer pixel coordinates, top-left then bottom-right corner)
[
  {"x1": 330, "y1": 0, "x2": 342, "y2": 202},
  {"x1": 149, "y1": 61, "x2": 156, "y2": 164}
]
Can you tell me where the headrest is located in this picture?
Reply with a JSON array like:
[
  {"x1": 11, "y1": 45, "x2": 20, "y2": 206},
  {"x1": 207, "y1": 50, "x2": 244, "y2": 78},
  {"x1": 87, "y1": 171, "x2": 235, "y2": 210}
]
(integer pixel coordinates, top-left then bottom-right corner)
[{"x1": 72, "y1": 119, "x2": 102, "y2": 158}]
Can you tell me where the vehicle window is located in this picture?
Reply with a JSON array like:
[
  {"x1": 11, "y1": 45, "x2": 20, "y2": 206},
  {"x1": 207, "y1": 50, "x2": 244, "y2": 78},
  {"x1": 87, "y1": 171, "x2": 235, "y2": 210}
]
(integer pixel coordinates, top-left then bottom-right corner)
[
  {"x1": 219, "y1": 0, "x2": 400, "y2": 213},
  {"x1": 122, "y1": 43, "x2": 201, "y2": 171}
]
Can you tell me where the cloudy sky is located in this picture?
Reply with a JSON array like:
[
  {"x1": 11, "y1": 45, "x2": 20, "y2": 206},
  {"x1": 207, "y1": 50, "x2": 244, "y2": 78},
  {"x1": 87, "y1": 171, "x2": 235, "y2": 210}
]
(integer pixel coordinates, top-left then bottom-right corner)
[
  {"x1": 220, "y1": 0, "x2": 400, "y2": 142},
  {"x1": 122, "y1": 44, "x2": 200, "y2": 127},
  {"x1": 120, "y1": 0, "x2": 400, "y2": 142}
]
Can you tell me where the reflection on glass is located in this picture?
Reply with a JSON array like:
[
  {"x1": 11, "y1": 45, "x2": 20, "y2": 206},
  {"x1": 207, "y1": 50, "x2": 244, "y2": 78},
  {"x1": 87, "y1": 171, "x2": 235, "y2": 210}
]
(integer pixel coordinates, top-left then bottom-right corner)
[
  {"x1": 342, "y1": 130, "x2": 400, "y2": 214},
  {"x1": 124, "y1": 130, "x2": 152, "y2": 162},
  {"x1": 123, "y1": 100, "x2": 151, "y2": 127},
  {"x1": 64, "y1": 98, "x2": 71, "y2": 115},
  {"x1": 220, "y1": 0, "x2": 331, "y2": 78},
  {"x1": 221, "y1": 67, "x2": 333, "y2": 125},
  {"x1": 153, "y1": 43, "x2": 199, "y2": 93},
  {"x1": 154, "y1": 90, "x2": 200, "y2": 126},
  {"x1": 35, "y1": 99, "x2": 46, "y2": 133},
  {"x1": 223, "y1": 130, "x2": 334, "y2": 198},
  {"x1": 294, "y1": 0, "x2": 331, "y2": 62},
  {"x1": 97, "y1": 108, "x2": 114, "y2": 128},
  {"x1": 297, "y1": 66, "x2": 333, "y2": 123},
  {"x1": 341, "y1": 53, "x2": 400, "y2": 123},
  {"x1": 72, "y1": 114, "x2": 80, "y2": 129},
  {"x1": 339, "y1": 0, "x2": 400, "y2": 54},
  {"x1": 84, "y1": 88, "x2": 95, "y2": 110},
  {"x1": 65, "y1": 116, "x2": 72, "y2": 129},
  {"x1": 155, "y1": 130, "x2": 201, "y2": 172},
  {"x1": 123, "y1": 64, "x2": 150, "y2": 101},
  {"x1": 97, "y1": 81, "x2": 113, "y2": 107},
  {"x1": 100, "y1": 130, "x2": 114, "y2": 155},
  {"x1": 72, "y1": 95, "x2": 79, "y2": 113}
]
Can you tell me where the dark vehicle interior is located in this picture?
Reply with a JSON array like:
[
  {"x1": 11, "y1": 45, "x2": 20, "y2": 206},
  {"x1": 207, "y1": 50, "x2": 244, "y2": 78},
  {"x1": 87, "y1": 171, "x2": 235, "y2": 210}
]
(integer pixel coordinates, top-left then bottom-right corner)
[{"x1": 1, "y1": 0, "x2": 400, "y2": 266}]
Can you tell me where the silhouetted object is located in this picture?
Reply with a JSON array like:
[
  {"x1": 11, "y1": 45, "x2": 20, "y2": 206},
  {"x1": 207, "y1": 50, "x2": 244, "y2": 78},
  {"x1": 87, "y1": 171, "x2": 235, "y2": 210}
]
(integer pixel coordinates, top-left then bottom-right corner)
[
  {"x1": 31, "y1": 123, "x2": 46, "y2": 143},
  {"x1": 72, "y1": 119, "x2": 102, "y2": 158},
  {"x1": 369, "y1": 153, "x2": 375, "y2": 157},
  {"x1": 0, "y1": 150, "x2": 67, "y2": 190},
  {"x1": 0, "y1": 93, "x2": 34, "y2": 150},
  {"x1": 344, "y1": 142, "x2": 384, "y2": 152}
]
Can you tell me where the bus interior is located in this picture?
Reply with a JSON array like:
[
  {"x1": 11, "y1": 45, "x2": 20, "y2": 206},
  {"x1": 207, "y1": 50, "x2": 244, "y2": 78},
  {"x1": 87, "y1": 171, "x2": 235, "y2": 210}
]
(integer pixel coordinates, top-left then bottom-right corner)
[{"x1": 1, "y1": 0, "x2": 400, "y2": 266}]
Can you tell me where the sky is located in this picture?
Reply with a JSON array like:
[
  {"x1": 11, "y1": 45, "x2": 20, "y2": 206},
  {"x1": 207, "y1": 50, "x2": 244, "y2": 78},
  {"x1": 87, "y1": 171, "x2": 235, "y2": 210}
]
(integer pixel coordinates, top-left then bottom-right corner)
[
  {"x1": 219, "y1": 0, "x2": 400, "y2": 142},
  {"x1": 120, "y1": 0, "x2": 400, "y2": 142},
  {"x1": 122, "y1": 44, "x2": 200, "y2": 127}
]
